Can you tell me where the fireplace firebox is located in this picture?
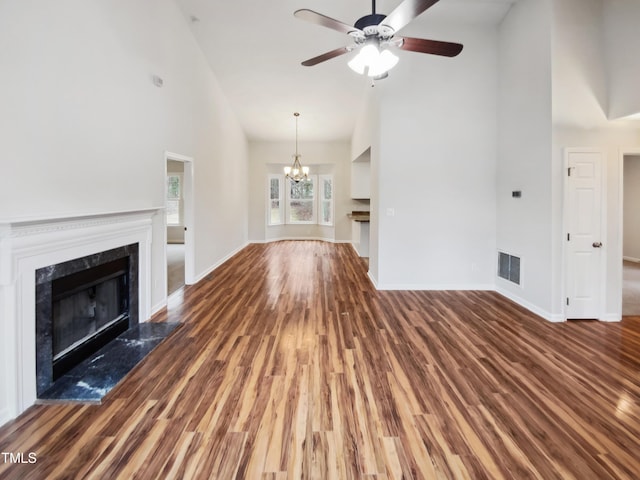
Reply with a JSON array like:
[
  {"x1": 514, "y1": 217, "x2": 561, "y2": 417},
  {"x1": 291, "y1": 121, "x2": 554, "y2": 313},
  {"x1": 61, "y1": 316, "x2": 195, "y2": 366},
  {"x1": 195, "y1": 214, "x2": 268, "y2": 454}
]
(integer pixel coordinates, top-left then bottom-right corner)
[
  {"x1": 51, "y1": 256, "x2": 129, "y2": 380},
  {"x1": 35, "y1": 244, "x2": 139, "y2": 397}
]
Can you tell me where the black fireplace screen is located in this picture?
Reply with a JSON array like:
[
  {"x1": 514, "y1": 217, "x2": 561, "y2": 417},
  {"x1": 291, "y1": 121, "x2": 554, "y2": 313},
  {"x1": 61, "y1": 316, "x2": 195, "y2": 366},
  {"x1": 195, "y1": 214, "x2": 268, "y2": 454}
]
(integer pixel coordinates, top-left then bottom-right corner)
[
  {"x1": 35, "y1": 243, "x2": 139, "y2": 396},
  {"x1": 51, "y1": 257, "x2": 129, "y2": 378}
]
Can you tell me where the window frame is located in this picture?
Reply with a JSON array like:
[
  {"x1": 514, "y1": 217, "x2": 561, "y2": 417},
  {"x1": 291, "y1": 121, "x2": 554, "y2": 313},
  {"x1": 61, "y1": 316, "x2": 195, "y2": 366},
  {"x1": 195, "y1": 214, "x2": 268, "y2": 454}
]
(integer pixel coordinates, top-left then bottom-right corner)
[
  {"x1": 318, "y1": 174, "x2": 334, "y2": 226},
  {"x1": 166, "y1": 173, "x2": 183, "y2": 226},
  {"x1": 266, "y1": 173, "x2": 335, "y2": 227},
  {"x1": 267, "y1": 174, "x2": 284, "y2": 226}
]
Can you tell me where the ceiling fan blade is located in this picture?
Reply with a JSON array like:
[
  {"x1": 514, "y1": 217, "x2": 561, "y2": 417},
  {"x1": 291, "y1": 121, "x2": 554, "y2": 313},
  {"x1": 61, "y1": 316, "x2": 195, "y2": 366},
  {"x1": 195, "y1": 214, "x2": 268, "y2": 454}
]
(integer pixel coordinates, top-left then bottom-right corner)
[
  {"x1": 399, "y1": 37, "x2": 463, "y2": 57},
  {"x1": 294, "y1": 9, "x2": 362, "y2": 35},
  {"x1": 381, "y1": 0, "x2": 440, "y2": 33},
  {"x1": 301, "y1": 47, "x2": 352, "y2": 67}
]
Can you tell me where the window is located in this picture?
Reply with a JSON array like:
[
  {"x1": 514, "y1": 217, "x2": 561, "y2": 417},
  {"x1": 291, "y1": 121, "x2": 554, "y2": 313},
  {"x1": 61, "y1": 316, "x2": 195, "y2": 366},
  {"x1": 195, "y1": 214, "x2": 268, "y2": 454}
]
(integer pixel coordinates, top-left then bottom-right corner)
[
  {"x1": 166, "y1": 174, "x2": 182, "y2": 226},
  {"x1": 268, "y1": 174, "x2": 284, "y2": 226},
  {"x1": 287, "y1": 177, "x2": 316, "y2": 224},
  {"x1": 318, "y1": 175, "x2": 333, "y2": 226},
  {"x1": 267, "y1": 174, "x2": 334, "y2": 226}
]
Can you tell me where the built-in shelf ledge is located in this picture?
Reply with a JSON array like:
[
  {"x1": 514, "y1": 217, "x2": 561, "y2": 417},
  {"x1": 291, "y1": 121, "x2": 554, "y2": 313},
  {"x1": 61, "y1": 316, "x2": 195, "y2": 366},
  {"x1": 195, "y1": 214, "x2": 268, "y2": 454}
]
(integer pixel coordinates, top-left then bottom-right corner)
[
  {"x1": 0, "y1": 206, "x2": 164, "y2": 227},
  {"x1": 347, "y1": 211, "x2": 370, "y2": 222}
]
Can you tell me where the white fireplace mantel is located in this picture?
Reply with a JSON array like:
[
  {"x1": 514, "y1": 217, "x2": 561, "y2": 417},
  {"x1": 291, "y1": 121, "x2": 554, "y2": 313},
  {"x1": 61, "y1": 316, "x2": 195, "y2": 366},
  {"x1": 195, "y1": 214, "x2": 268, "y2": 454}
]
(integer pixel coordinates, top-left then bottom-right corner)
[{"x1": 0, "y1": 208, "x2": 158, "y2": 425}]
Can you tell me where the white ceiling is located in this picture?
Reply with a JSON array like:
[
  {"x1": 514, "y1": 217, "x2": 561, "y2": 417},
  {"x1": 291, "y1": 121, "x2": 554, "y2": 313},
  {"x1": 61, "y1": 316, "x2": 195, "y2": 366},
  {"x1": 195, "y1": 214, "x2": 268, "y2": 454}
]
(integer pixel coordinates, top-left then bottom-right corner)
[{"x1": 175, "y1": 0, "x2": 515, "y2": 142}]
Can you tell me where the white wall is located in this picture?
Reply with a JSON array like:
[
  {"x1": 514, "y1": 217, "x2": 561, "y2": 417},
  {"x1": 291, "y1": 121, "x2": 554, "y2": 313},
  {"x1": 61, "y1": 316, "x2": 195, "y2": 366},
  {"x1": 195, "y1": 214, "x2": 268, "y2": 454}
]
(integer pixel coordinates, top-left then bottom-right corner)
[
  {"x1": 371, "y1": 22, "x2": 498, "y2": 289},
  {"x1": 623, "y1": 155, "x2": 640, "y2": 260},
  {"x1": 552, "y1": 0, "x2": 608, "y2": 127},
  {"x1": 363, "y1": 91, "x2": 382, "y2": 283},
  {"x1": 551, "y1": 0, "x2": 608, "y2": 318},
  {"x1": 248, "y1": 141, "x2": 355, "y2": 242},
  {"x1": 497, "y1": 0, "x2": 554, "y2": 316},
  {"x1": 551, "y1": 0, "x2": 640, "y2": 319},
  {"x1": 351, "y1": 86, "x2": 377, "y2": 161},
  {"x1": 604, "y1": 0, "x2": 640, "y2": 119},
  {"x1": 0, "y1": 0, "x2": 249, "y2": 312}
]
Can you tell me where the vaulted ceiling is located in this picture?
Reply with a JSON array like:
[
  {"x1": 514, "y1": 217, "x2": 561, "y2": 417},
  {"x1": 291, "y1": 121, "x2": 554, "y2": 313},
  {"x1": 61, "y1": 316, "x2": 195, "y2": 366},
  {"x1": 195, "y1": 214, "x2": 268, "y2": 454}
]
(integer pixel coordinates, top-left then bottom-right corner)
[{"x1": 175, "y1": 0, "x2": 515, "y2": 141}]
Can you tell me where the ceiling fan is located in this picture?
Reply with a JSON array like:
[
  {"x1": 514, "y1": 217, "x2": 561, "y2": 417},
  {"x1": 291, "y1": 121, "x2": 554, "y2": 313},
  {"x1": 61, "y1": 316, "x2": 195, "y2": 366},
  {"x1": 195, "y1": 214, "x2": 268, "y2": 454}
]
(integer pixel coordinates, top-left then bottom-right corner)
[{"x1": 294, "y1": 0, "x2": 463, "y2": 79}]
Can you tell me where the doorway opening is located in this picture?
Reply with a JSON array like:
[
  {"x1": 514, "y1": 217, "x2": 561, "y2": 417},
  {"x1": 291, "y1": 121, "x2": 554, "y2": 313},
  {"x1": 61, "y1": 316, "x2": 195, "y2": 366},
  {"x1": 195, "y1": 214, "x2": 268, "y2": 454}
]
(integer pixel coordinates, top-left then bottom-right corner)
[
  {"x1": 621, "y1": 151, "x2": 640, "y2": 316},
  {"x1": 165, "y1": 152, "x2": 195, "y2": 298}
]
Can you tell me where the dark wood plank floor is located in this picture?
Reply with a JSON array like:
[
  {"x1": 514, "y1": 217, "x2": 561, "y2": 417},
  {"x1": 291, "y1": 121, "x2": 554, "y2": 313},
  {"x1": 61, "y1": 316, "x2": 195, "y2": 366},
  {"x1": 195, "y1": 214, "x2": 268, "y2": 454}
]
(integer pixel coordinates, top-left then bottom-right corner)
[{"x1": 1, "y1": 241, "x2": 639, "y2": 479}]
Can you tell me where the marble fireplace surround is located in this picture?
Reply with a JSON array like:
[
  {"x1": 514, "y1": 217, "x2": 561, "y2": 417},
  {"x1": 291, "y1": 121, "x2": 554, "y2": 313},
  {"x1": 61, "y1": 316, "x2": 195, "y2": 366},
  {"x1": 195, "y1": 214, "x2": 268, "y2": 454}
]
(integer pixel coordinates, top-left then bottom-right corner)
[
  {"x1": 0, "y1": 209, "x2": 155, "y2": 424},
  {"x1": 35, "y1": 242, "x2": 139, "y2": 397}
]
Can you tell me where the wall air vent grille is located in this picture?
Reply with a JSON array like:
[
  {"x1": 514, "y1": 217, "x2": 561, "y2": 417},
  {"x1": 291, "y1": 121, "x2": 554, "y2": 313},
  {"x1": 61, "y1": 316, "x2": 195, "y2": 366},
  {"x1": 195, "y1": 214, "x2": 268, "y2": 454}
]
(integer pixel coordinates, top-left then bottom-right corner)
[{"x1": 498, "y1": 252, "x2": 521, "y2": 285}]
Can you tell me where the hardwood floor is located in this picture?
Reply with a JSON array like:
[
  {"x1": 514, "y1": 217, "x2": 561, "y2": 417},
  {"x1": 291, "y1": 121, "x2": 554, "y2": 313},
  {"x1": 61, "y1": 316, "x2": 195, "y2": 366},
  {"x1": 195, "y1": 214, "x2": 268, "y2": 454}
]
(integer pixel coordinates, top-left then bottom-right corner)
[
  {"x1": 623, "y1": 260, "x2": 640, "y2": 316},
  {"x1": 167, "y1": 243, "x2": 185, "y2": 296},
  {"x1": 1, "y1": 241, "x2": 640, "y2": 479}
]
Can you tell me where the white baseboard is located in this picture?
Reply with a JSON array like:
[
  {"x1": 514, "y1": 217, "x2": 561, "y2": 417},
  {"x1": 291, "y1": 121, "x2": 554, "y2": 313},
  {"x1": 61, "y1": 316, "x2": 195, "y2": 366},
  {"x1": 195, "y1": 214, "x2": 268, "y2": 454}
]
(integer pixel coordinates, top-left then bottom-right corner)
[
  {"x1": 155, "y1": 239, "x2": 351, "y2": 317},
  {"x1": 151, "y1": 242, "x2": 249, "y2": 318},
  {"x1": 0, "y1": 408, "x2": 10, "y2": 428},
  {"x1": 375, "y1": 283, "x2": 495, "y2": 291},
  {"x1": 151, "y1": 300, "x2": 168, "y2": 317},
  {"x1": 495, "y1": 287, "x2": 565, "y2": 323},
  {"x1": 368, "y1": 280, "x2": 564, "y2": 323},
  {"x1": 162, "y1": 241, "x2": 619, "y2": 328},
  {"x1": 193, "y1": 242, "x2": 250, "y2": 284},
  {"x1": 623, "y1": 256, "x2": 640, "y2": 263},
  {"x1": 250, "y1": 237, "x2": 346, "y2": 244}
]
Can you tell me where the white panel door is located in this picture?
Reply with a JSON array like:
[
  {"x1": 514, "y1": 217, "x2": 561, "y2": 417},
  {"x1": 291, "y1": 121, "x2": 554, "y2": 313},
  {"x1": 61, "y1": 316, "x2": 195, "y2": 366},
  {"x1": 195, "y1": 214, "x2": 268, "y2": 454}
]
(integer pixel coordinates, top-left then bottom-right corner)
[{"x1": 565, "y1": 150, "x2": 604, "y2": 319}]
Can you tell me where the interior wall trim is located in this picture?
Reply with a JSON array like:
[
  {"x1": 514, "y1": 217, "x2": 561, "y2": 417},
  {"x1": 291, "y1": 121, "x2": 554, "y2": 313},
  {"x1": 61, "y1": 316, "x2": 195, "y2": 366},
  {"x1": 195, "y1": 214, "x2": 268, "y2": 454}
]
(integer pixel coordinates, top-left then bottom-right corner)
[{"x1": 495, "y1": 286, "x2": 565, "y2": 323}]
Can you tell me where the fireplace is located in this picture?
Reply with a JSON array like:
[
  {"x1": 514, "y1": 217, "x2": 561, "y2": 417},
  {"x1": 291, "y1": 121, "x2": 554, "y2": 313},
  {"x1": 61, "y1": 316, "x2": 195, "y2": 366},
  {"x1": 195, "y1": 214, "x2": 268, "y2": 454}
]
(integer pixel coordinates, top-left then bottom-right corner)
[
  {"x1": 0, "y1": 209, "x2": 154, "y2": 422},
  {"x1": 35, "y1": 244, "x2": 139, "y2": 397}
]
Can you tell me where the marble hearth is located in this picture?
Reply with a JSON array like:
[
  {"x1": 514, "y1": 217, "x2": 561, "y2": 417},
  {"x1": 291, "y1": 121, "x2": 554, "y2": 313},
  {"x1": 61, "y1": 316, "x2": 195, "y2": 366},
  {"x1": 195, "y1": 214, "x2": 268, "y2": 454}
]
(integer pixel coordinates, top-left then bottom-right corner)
[{"x1": 0, "y1": 209, "x2": 156, "y2": 423}]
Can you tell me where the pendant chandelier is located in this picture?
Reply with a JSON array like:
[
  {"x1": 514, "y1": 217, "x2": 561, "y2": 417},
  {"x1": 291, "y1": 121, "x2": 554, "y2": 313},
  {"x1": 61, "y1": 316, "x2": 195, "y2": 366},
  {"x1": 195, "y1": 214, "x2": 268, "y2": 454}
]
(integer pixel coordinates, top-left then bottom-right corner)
[{"x1": 284, "y1": 112, "x2": 309, "y2": 183}]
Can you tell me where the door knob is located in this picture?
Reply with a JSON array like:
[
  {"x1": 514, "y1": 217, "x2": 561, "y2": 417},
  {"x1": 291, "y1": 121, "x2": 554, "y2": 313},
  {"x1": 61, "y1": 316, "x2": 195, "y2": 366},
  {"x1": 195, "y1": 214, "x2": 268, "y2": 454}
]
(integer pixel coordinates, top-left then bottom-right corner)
[{"x1": 592, "y1": 242, "x2": 603, "y2": 248}]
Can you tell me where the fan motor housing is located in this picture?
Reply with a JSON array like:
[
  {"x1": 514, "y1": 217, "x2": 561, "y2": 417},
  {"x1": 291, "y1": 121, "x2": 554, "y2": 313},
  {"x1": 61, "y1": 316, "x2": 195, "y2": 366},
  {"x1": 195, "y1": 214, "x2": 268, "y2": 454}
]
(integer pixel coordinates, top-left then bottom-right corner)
[{"x1": 354, "y1": 13, "x2": 386, "y2": 30}]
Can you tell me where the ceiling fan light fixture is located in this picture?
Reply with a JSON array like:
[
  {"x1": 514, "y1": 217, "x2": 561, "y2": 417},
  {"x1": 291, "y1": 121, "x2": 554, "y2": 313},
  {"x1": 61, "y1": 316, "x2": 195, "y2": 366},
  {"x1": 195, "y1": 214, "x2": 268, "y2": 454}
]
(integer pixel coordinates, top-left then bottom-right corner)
[
  {"x1": 368, "y1": 48, "x2": 398, "y2": 77},
  {"x1": 348, "y1": 41, "x2": 378, "y2": 74},
  {"x1": 360, "y1": 43, "x2": 380, "y2": 64},
  {"x1": 295, "y1": 1, "x2": 464, "y2": 73},
  {"x1": 348, "y1": 39, "x2": 398, "y2": 77},
  {"x1": 348, "y1": 54, "x2": 367, "y2": 74}
]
